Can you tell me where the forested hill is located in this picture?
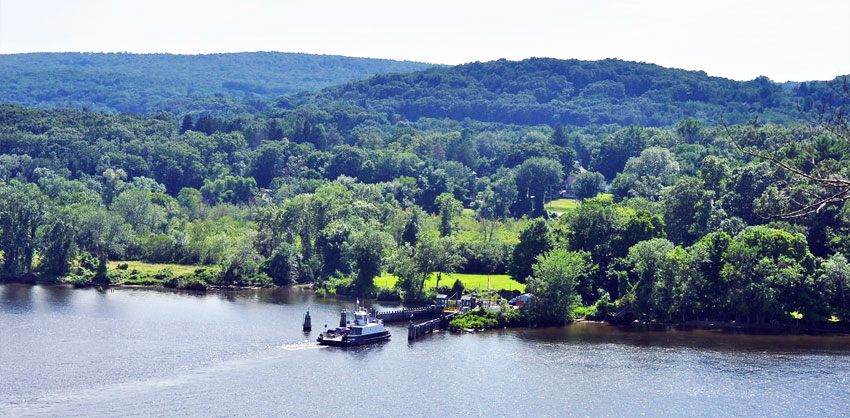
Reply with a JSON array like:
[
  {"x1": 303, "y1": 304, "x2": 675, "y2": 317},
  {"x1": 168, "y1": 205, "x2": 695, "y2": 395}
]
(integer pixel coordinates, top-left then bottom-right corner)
[
  {"x1": 0, "y1": 52, "x2": 434, "y2": 114},
  {"x1": 280, "y1": 57, "x2": 840, "y2": 127}
]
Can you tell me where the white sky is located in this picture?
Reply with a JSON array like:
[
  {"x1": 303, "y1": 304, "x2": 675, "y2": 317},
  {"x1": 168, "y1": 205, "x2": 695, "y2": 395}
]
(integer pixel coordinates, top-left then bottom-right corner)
[{"x1": 1, "y1": 0, "x2": 848, "y2": 82}]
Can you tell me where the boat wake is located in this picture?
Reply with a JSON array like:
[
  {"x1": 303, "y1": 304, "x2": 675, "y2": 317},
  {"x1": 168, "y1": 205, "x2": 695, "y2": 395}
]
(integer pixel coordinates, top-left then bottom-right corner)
[{"x1": 279, "y1": 340, "x2": 325, "y2": 351}]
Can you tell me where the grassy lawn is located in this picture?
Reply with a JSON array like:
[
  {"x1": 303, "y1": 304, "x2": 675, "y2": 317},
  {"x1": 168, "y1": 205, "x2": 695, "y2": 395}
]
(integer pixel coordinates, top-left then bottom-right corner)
[
  {"x1": 107, "y1": 261, "x2": 218, "y2": 275},
  {"x1": 375, "y1": 272, "x2": 525, "y2": 292},
  {"x1": 545, "y1": 193, "x2": 613, "y2": 214},
  {"x1": 545, "y1": 198, "x2": 579, "y2": 213}
]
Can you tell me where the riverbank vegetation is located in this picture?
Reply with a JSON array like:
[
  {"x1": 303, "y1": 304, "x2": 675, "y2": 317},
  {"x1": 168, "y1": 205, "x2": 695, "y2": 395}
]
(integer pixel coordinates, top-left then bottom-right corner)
[
  {"x1": 448, "y1": 306, "x2": 527, "y2": 331},
  {"x1": 0, "y1": 57, "x2": 848, "y2": 329}
]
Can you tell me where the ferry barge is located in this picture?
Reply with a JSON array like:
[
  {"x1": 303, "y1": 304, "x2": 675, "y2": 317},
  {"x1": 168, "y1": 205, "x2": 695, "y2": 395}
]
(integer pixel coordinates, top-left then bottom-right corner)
[{"x1": 317, "y1": 309, "x2": 391, "y2": 347}]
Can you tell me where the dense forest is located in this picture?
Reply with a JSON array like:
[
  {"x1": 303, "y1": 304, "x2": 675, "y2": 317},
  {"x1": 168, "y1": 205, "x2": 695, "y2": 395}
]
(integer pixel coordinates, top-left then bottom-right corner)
[
  {"x1": 0, "y1": 55, "x2": 848, "y2": 328},
  {"x1": 0, "y1": 52, "x2": 433, "y2": 114},
  {"x1": 282, "y1": 57, "x2": 842, "y2": 126}
]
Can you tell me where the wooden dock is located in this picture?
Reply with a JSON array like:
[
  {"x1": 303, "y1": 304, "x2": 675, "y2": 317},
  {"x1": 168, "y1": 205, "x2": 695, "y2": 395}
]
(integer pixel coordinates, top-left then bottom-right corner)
[
  {"x1": 371, "y1": 305, "x2": 458, "y2": 341},
  {"x1": 373, "y1": 305, "x2": 444, "y2": 323},
  {"x1": 407, "y1": 312, "x2": 459, "y2": 340}
]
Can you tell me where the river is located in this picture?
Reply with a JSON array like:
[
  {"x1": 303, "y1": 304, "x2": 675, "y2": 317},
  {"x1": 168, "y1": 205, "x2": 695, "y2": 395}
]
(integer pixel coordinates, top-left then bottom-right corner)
[{"x1": 1, "y1": 283, "x2": 849, "y2": 417}]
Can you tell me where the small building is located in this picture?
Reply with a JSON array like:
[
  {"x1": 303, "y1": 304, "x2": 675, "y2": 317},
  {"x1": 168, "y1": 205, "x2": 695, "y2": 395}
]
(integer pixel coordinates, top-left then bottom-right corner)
[{"x1": 460, "y1": 295, "x2": 477, "y2": 312}]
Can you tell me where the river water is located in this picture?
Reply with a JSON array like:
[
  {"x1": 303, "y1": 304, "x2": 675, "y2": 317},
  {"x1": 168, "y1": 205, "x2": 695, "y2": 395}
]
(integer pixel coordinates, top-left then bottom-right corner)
[{"x1": 1, "y1": 284, "x2": 849, "y2": 417}]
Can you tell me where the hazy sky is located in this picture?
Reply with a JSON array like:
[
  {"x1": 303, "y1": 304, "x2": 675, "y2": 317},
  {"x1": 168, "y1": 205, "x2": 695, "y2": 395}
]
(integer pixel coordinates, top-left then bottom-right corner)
[{"x1": 1, "y1": 0, "x2": 848, "y2": 82}]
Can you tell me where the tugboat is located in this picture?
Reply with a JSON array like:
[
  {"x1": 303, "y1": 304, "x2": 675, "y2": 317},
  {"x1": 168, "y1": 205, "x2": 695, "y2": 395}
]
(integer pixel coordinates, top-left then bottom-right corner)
[{"x1": 317, "y1": 308, "x2": 391, "y2": 347}]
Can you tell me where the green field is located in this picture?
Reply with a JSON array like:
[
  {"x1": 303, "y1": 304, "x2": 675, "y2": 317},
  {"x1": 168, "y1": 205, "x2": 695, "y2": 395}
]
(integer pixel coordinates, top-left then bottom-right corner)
[
  {"x1": 375, "y1": 272, "x2": 525, "y2": 292},
  {"x1": 545, "y1": 193, "x2": 613, "y2": 214},
  {"x1": 545, "y1": 198, "x2": 579, "y2": 213},
  {"x1": 108, "y1": 261, "x2": 218, "y2": 275}
]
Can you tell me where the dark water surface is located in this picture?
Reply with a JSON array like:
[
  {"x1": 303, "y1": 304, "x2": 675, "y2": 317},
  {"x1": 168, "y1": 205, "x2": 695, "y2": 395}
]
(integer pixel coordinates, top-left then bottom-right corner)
[{"x1": 2, "y1": 284, "x2": 849, "y2": 417}]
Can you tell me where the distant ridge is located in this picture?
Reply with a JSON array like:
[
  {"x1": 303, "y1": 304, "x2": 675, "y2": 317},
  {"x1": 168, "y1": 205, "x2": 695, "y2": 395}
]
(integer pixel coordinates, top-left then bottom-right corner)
[
  {"x1": 0, "y1": 51, "x2": 435, "y2": 114},
  {"x1": 280, "y1": 57, "x2": 845, "y2": 127}
]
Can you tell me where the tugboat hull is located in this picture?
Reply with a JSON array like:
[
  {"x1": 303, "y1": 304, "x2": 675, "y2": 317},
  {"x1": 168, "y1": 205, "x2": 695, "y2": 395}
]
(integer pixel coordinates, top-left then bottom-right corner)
[{"x1": 317, "y1": 330, "x2": 391, "y2": 347}]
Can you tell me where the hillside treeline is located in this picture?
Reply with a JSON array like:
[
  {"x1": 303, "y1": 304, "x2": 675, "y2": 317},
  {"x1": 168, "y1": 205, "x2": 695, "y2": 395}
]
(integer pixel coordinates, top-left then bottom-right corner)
[
  {"x1": 1, "y1": 102, "x2": 848, "y2": 327},
  {"x1": 0, "y1": 52, "x2": 433, "y2": 114},
  {"x1": 283, "y1": 57, "x2": 842, "y2": 126}
]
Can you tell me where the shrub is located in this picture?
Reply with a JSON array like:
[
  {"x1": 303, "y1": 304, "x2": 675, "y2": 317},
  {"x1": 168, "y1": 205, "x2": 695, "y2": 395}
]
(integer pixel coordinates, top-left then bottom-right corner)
[
  {"x1": 180, "y1": 276, "x2": 209, "y2": 291},
  {"x1": 153, "y1": 268, "x2": 174, "y2": 282},
  {"x1": 450, "y1": 279, "x2": 465, "y2": 297},
  {"x1": 163, "y1": 273, "x2": 209, "y2": 290},
  {"x1": 573, "y1": 291, "x2": 617, "y2": 320},
  {"x1": 375, "y1": 286, "x2": 401, "y2": 301},
  {"x1": 448, "y1": 307, "x2": 526, "y2": 331}
]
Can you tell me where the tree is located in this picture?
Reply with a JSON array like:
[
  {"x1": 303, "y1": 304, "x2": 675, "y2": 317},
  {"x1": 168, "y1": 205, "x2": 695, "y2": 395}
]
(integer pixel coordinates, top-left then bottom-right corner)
[
  {"x1": 652, "y1": 246, "x2": 697, "y2": 321},
  {"x1": 75, "y1": 206, "x2": 133, "y2": 284},
  {"x1": 822, "y1": 254, "x2": 850, "y2": 321},
  {"x1": 561, "y1": 195, "x2": 635, "y2": 298},
  {"x1": 699, "y1": 156, "x2": 730, "y2": 194},
  {"x1": 730, "y1": 81, "x2": 850, "y2": 218},
  {"x1": 526, "y1": 249, "x2": 594, "y2": 325},
  {"x1": 0, "y1": 181, "x2": 47, "y2": 278},
  {"x1": 101, "y1": 168, "x2": 128, "y2": 206},
  {"x1": 507, "y1": 219, "x2": 553, "y2": 282},
  {"x1": 662, "y1": 177, "x2": 715, "y2": 246},
  {"x1": 551, "y1": 122, "x2": 568, "y2": 147},
  {"x1": 249, "y1": 141, "x2": 290, "y2": 189},
  {"x1": 436, "y1": 192, "x2": 462, "y2": 237},
  {"x1": 675, "y1": 118, "x2": 705, "y2": 145},
  {"x1": 388, "y1": 243, "x2": 426, "y2": 302},
  {"x1": 416, "y1": 235, "x2": 464, "y2": 289},
  {"x1": 623, "y1": 238, "x2": 675, "y2": 319},
  {"x1": 610, "y1": 147, "x2": 680, "y2": 201},
  {"x1": 261, "y1": 242, "x2": 299, "y2": 285},
  {"x1": 573, "y1": 171, "x2": 606, "y2": 200},
  {"x1": 401, "y1": 206, "x2": 424, "y2": 246},
  {"x1": 349, "y1": 228, "x2": 391, "y2": 296},
  {"x1": 722, "y1": 163, "x2": 773, "y2": 225},
  {"x1": 200, "y1": 175, "x2": 258, "y2": 205},
  {"x1": 444, "y1": 130, "x2": 479, "y2": 168},
  {"x1": 478, "y1": 175, "x2": 517, "y2": 221},
  {"x1": 687, "y1": 232, "x2": 732, "y2": 319},
  {"x1": 324, "y1": 145, "x2": 366, "y2": 180},
  {"x1": 450, "y1": 278, "x2": 465, "y2": 297},
  {"x1": 112, "y1": 188, "x2": 166, "y2": 232},
  {"x1": 515, "y1": 157, "x2": 564, "y2": 217},
  {"x1": 592, "y1": 126, "x2": 649, "y2": 180},
  {"x1": 220, "y1": 233, "x2": 267, "y2": 286},
  {"x1": 721, "y1": 226, "x2": 816, "y2": 323},
  {"x1": 478, "y1": 175, "x2": 517, "y2": 242},
  {"x1": 38, "y1": 207, "x2": 78, "y2": 276},
  {"x1": 180, "y1": 114, "x2": 194, "y2": 134},
  {"x1": 177, "y1": 187, "x2": 204, "y2": 220}
]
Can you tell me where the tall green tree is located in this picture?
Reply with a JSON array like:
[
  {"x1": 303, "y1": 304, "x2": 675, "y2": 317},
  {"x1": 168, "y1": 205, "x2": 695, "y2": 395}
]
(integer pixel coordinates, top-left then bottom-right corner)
[
  {"x1": 417, "y1": 235, "x2": 464, "y2": 289},
  {"x1": 349, "y1": 227, "x2": 391, "y2": 296},
  {"x1": 623, "y1": 238, "x2": 675, "y2": 319},
  {"x1": 38, "y1": 207, "x2": 78, "y2": 276},
  {"x1": 261, "y1": 242, "x2": 299, "y2": 285},
  {"x1": 573, "y1": 171, "x2": 606, "y2": 200},
  {"x1": 0, "y1": 181, "x2": 47, "y2": 278},
  {"x1": 526, "y1": 249, "x2": 594, "y2": 325},
  {"x1": 436, "y1": 192, "x2": 463, "y2": 237},
  {"x1": 507, "y1": 218, "x2": 553, "y2": 282},
  {"x1": 822, "y1": 254, "x2": 850, "y2": 321},
  {"x1": 515, "y1": 157, "x2": 564, "y2": 217}
]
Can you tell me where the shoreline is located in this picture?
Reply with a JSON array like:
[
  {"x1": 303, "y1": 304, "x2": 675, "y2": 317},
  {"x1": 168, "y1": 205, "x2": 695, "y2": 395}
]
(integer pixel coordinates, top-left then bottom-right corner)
[{"x1": 4, "y1": 279, "x2": 849, "y2": 336}]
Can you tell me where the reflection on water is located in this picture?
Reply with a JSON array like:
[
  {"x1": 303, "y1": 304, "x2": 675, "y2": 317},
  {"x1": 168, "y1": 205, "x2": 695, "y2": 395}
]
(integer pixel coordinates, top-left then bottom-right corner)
[{"x1": 1, "y1": 283, "x2": 849, "y2": 417}]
